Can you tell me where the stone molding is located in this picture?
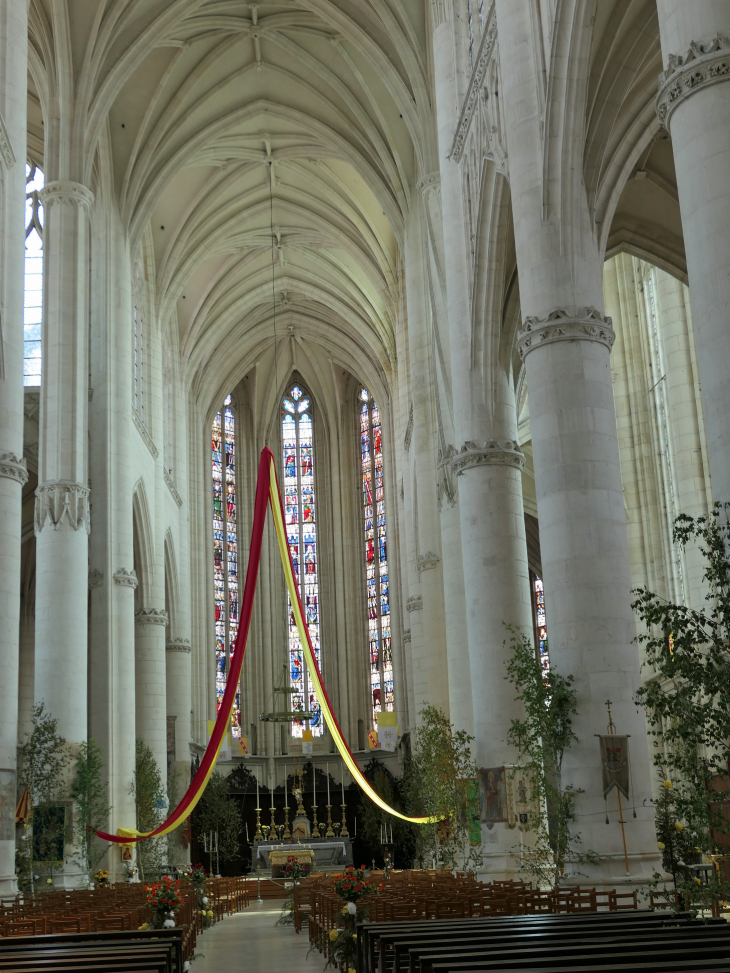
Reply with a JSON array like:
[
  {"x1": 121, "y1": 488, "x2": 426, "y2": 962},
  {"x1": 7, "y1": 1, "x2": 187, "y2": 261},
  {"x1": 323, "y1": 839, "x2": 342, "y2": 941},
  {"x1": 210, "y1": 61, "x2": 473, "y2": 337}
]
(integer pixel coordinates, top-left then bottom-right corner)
[
  {"x1": 135, "y1": 608, "x2": 169, "y2": 626},
  {"x1": 452, "y1": 439, "x2": 525, "y2": 475},
  {"x1": 0, "y1": 114, "x2": 16, "y2": 170},
  {"x1": 132, "y1": 409, "x2": 159, "y2": 459},
  {"x1": 403, "y1": 405, "x2": 413, "y2": 452},
  {"x1": 35, "y1": 482, "x2": 90, "y2": 534},
  {"x1": 0, "y1": 451, "x2": 28, "y2": 485},
  {"x1": 437, "y1": 444, "x2": 458, "y2": 507},
  {"x1": 166, "y1": 638, "x2": 192, "y2": 654},
  {"x1": 164, "y1": 469, "x2": 183, "y2": 507},
  {"x1": 517, "y1": 307, "x2": 615, "y2": 361},
  {"x1": 88, "y1": 569, "x2": 104, "y2": 589},
  {"x1": 430, "y1": 0, "x2": 451, "y2": 28},
  {"x1": 406, "y1": 595, "x2": 423, "y2": 613},
  {"x1": 417, "y1": 551, "x2": 441, "y2": 572},
  {"x1": 40, "y1": 180, "x2": 94, "y2": 211},
  {"x1": 402, "y1": 630, "x2": 412, "y2": 644},
  {"x1": 113, "y1": 568, "x2": 138, "y2": 589},
  {"x1": 450, "y1": 14, "x2": 498, "y2": 163},
  {"x1": 417, "y1": 172, "x2": 440, "y2": 197},
  {"x1": 657, "y1": 35, "x2": 730, "y2": 129}
]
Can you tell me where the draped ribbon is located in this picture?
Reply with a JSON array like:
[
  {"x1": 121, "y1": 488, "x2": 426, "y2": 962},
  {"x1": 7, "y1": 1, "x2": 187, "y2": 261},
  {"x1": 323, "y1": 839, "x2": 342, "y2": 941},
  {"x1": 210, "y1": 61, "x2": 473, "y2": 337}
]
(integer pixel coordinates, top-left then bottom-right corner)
[{"x1": 96, "y1": 447, "x2": 434, "y2": 844}]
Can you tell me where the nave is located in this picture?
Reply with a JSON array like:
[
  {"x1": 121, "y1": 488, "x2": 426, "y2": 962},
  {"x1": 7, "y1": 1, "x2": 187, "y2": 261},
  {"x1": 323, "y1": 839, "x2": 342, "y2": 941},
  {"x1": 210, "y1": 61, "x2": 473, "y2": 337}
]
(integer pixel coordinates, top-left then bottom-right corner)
[{"x1": 194, "y1": 903, "x2": 315, "y2": 973}]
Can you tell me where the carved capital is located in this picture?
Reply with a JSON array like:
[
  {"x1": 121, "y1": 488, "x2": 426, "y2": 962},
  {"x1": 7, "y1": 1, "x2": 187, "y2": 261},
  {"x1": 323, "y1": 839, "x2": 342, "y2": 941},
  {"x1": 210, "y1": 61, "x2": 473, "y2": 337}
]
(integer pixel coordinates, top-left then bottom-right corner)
[
  {"x1": 417, "y1": 172, "x2": 440, "y2": 198},
  {"x1": 135, "y1": 608, "x2": 169, "y2": 626},
  {"x1": 406, "y1": 595, "x2": 423, "y2": 613},
  {"x1": 0, "y1": 114, "x2": 16, "y2": 170},
  {"x1": 35, "y1": 482, "x2": 90, "y2": 534},
  {"x1": 40, "y1": 181, "x2": 94, "y2": 211},
  {"x1": 166, "y1": 638, "x2": 192, "y2": 654},
  {"x1": 113, "y1": 568, "x2": 138, "y2": 589},
  {"x1": 430, "y1": 0, "x2": 451, "y2": 28},
  {"x1": 517, "y1": 307, "x2": 614, "y2": 361},
  {"x1": 0, "y1": 451, "x2": 28, "y2": 484},
  {"x1": 417, "y1": 551, "x2": 441, "y2": 572},
  {"x1": 452, "y1": 439, "x2": 525, "y2": 475},
  {"x1": 88, "y1": 569, "x2": 104, "y2": 589},
  {"x1": 402, "y1": 630, "x2": 412, "y2": 644},
  {"x1": 657, "y1": 35, "x2": 730, "y2": 128}
]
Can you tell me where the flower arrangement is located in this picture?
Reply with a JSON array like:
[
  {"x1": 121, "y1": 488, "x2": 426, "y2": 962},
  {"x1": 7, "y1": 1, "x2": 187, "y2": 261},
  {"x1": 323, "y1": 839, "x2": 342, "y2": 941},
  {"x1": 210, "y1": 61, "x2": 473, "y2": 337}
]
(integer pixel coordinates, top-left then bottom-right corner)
[
  {"x1": 93, "y1": 869, "x2": 109, "y2": 885},
  {"x1": 327, "y1": 867, "x2": 381, "y2": 970},
  {"x1": 145, "y1": 877, "x2": 183, "y2": 929},
  {"x1": 331, "y1": 865, "x2": 378, "y2": 903},
  {"x1": 281, "y1": 856, "x2": 308, "y2": 881},
  {"x1": 200, "y1": 907, "x2": 215, "y2": 929}
]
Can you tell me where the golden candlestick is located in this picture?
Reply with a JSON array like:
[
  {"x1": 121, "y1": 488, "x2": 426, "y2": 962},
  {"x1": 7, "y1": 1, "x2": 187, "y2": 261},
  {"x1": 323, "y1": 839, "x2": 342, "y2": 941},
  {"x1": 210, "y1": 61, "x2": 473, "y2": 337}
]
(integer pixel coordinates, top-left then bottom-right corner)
[
  {"x1": 325, "y1": 805, "x2": 335, "y2": 838},
  {"x1": 269, "y1": 805, "x2": 276, "y2": 833},
  {"x1": 340, "y1": 804, "x2": 349, "y2": 838},
  {"x1": 254, "y1": 807, "x2": 263, "y2": 841},
  {"x1": 283, "y1": 804, "x2": 292, "y2": 840},
  {"x1": 311, "y1": 806, "x2": 321, "y2": 839}
]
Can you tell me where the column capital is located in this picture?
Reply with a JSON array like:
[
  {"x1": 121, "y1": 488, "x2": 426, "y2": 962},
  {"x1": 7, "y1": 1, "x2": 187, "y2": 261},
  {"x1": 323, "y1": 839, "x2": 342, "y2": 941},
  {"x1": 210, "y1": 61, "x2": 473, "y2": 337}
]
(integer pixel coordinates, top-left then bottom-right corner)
[
  {"x1": 406, "y1": 595, "x2": 423, "y2": 612},
  {"x1": 417, "y1": 551, "x2": 441, "y2": 572},
  {"x1": 657, "y1": 35, "x2": 730, "y2": 129},
  {"x1": 34, "y1": 482, "x2": 90, "y2": 533},
  {"x1": 113, "y1": 568, "x2": 138, "y2": 589},
  {"x1": 0, "y1": 451, "x2": 28, "y2": 484},
  {"x1": 40, "y1": 180, "x2": 94, "y2": 211},
  {"x1": 402, "y1": 630, "x2": 412, "y2": 644},
  {"x1": 417, "y1": 172, "x2": 440, "y2": 197},
  {"x1": 452, "y1": 439, "x2": 525, "y2": 475},
  {"x1": 517, "y1": 306, "x2": 615, "y2": 361},
  {"x1": 166, "y1": 638, "x2": 192, "y2": 654},
  {"x1": 135, "y1": 608, "x2": 169, "y2": 626}
]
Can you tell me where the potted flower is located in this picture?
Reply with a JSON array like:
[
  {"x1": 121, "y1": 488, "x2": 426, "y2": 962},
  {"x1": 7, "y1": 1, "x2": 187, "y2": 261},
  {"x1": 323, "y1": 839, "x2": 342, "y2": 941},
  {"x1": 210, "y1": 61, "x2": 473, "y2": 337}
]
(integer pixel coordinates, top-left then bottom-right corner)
[
  {"x1": 327, "y1": 867, "x2": 381, "y2": 970},
  {"x1": 145, "y1": 876, "x2": 184, "y2": 930},
  {"x1": 93, "y1": 869, "x2": 109, "y2": 886}
]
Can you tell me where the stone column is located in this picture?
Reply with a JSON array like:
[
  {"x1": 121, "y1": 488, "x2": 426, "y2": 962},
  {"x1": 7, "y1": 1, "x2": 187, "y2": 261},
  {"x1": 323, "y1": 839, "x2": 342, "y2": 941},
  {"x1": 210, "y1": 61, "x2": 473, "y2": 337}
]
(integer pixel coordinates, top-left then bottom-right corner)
[
  {"x1": 135, "y1": 608, "x2": 169, "y2": 784},
  {"x1": 432, "y1": 3, "x2": 533, "y2": 875},
  {"x1": 165, "y1": 638, "x2": 192, "y2": 784},
  {"x1": 495, "y1": 0, "x2": 658, "y2": 882},
  {"x1": 656, "y1": 1, "x2": 730, "y2": 503},
  {"x1": 0, "y1": 0, "x2": 28, "y2": 895}
]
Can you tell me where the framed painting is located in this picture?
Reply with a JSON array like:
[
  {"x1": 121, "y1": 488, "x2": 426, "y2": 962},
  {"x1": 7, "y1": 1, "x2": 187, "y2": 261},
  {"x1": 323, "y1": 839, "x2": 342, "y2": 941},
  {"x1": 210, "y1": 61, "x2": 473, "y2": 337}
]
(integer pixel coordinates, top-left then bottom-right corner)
[
  {"x1": 0, "y1": 770, "x2": 15, "y2": 841},
  {"x1": 479, "y1": 766, "x2": 508, "y2": 823}
]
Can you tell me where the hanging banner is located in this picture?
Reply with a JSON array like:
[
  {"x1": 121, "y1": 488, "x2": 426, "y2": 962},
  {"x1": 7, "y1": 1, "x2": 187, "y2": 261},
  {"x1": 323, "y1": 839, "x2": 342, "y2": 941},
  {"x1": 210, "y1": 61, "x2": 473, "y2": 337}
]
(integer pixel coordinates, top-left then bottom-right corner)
[
  {"x1": 599, "y1": 734, "x2": 630, "y2": 800},
  {"x1": 378, "y1": 711, "x2": 398, "y2": 752},
  {"x1": 95, "y1": 448, "x2": 435, "y2": 844}
]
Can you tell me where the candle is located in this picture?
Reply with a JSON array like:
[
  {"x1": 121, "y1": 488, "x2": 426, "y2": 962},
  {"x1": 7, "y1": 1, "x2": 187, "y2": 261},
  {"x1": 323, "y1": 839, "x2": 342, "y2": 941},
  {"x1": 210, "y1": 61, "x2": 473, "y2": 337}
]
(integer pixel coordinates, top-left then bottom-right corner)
[
  {"x1": 313, "y1": 762, "x2": 316, "y2": 805},
  {"x1": 341, "y1": 763, "x2": 345, "y2": 803},
  {"x1": 256, "y1": 769, "x2": 259, "y2": 806},
  {"x1": 246, "y1": 823, "x2": 250, "y2": 842},
  {"x1": 271, "y1": 768, "x2": 274, "y2": 809},
  {"x1": 354, "y1": 817, "x2": 357, "y2": 836},
  {"x1": 326, "y1": 763, "x2": 330, "y2": 804}
]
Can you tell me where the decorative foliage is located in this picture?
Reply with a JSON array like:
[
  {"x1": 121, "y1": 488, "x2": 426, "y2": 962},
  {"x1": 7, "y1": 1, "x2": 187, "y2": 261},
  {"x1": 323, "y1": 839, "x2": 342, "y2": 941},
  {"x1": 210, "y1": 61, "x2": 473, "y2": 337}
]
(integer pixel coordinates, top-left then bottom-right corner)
[
  {"x1": 282, "y1": 856, "x2": 308, "y2": 881},
  {"x1": 402, "y1": 705, "x2": 482, "y2": 873},
  {"x1": 326, "y1": 867, "x2": 381, "y2": 970},
  {"x1": 132, "y1": 740, "x2": 166, "y2": 881},
  {"x1": 191, "y1": 771, "x2": 241, "y2": 866},
  {"x1": 505, "y1": 627, "x2": 596, "y2": 887},
  {"x1": 146, "y1": 876, "x2": 184, "y2": 928},
  {"x1": 93, "y1": 869, "x2": 109, "y2": 884},
  {"x1": 632, "y1": 504, "x2": 730, "y2": 910},
  {"x1": 357, "y1": 760, "x2": 416, "y2": 868},
  {"x1": 70, "y1": 738, "x2": 111, "y2": 880}
]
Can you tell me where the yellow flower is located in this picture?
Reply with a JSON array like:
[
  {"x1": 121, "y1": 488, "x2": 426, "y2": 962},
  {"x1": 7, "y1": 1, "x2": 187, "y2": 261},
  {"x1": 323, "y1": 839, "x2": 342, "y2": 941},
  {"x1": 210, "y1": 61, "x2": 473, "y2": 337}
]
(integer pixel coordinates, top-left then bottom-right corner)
[
  {"x1": 694, "y1": 877, "x2": 701, "y2": 885},
  {"x1": 138, "y1": 923, "x2": 149, "y2": 931},
  {"x1": 663, "y1": 780, "x2": 672, "y2": 790},
  {"x1": 207, "y1": 910, "x2": 213, "y2": 917},
  {"x1": 349, "y1": 969, "x2": 356, "y2": 973},
  {"x1": 341, "y1": 905, "x2": 349, "y2": 916},
  {"x1": 329, "y1": 929, "x2": 339, "y2": 942},
  {"x1": 657, "y1": 842, "x2": 665, "y2": 851},
  {"x1": 675, "y1": 822, "x2": 684, "y2": 832},
  {"x1": 694, "y1": 847, "x2": 702, "y2": 853}
]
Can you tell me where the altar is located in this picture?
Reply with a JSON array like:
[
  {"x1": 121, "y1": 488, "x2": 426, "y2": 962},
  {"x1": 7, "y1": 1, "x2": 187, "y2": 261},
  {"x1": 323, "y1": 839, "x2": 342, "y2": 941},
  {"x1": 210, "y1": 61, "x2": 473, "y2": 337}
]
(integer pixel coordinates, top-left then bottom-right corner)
[{"x1": 254, "y1": 838, "x2": 353, "y2": 875}]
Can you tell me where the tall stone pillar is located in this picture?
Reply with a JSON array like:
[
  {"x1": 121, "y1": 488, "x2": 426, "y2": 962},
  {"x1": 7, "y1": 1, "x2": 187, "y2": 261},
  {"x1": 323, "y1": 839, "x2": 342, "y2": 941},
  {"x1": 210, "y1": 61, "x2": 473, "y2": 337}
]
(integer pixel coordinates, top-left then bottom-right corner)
[
  {"x1": 656, "y1": 0, "x2": 730, "y2": 503},
  {"x1": 495, "y1": 0, "x2": 657, "y2": 882},
  {"x1": 165, "y1": 638, "x2": 192, "y2": 784},
  {"x1": 0, "y1": 0, "x2": 28, "y2": 896},
  {"x1": 402, "y1": 204, "x2": 450, "y2": 719},
  {"x1": 135, "y1": 609, "x2": 169, "y2": 784},
  {"x1": 432, "y1": 2, "x2": 533, "y2": 875}
]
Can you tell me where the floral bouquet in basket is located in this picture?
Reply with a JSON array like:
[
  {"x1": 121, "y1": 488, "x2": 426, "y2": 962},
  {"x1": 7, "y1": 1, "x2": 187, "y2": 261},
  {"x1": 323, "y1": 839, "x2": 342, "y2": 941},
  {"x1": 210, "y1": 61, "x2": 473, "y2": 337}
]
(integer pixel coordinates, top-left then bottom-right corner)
[
  {"x1": 146, "y1": 876, "x2": 184, "y2": 929},
  {"x1": 331, "y1": 865, "x2": 378, "y2": 903},
  {"x1": 282, "y1": 856, "x2": 308, "y2": 881},
  {"x1": 327, "y1": 867, "x2": 382, "y2": 971},
  {"x1": 93, "y1": 869, "x2": 109, "y2": 885}
]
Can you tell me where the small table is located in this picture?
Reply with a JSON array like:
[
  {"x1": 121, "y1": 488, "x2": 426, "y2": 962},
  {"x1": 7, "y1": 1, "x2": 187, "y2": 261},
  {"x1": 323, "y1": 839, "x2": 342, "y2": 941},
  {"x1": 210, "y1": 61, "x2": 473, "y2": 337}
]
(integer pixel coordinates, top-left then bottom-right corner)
[{"x1": 255, "y1": 840, "x2": 351, "y2": 874}]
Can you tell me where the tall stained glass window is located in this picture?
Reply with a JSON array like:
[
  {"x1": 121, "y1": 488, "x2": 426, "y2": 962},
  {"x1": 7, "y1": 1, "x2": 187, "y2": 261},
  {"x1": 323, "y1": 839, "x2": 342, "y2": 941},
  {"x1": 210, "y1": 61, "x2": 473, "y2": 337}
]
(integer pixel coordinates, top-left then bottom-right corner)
[
  {"x1": 212, "y1": 395, "x2": 241, "y2": 736},
  {"x1": 359, "y1": 388, "x2": 393, "y2": 727},
  {"x1": 533, "y1": 575, "x2": 549, "y2": 674},
  {"x1": 24, "y1": 163, "x2": 44, "y2": 385},
  {"x1": 282, "y1": 382, "x2": 323, "y2": 737}
]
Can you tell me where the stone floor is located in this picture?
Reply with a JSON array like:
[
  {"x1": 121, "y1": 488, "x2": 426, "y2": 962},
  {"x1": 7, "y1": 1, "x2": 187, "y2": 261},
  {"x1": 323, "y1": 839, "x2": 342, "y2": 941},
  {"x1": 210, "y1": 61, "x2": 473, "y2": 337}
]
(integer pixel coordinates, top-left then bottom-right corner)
[{"x1": 192, "y1": 901, "x2": 321, "y2": 973}]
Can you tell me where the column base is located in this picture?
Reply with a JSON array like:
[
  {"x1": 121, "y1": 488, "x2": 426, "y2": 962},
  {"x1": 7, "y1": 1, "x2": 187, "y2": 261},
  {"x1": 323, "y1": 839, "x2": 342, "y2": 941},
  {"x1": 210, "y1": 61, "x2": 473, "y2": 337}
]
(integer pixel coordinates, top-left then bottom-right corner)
[
  {"x1": 562, "y1": 851, "x2": 665, "y2": 887},
  {"x1": 0, "y1": 873, "x2": 18, "y2": 897},
  {"x1": 52, "y1": 862, "x2": 89, "y2": 890}
]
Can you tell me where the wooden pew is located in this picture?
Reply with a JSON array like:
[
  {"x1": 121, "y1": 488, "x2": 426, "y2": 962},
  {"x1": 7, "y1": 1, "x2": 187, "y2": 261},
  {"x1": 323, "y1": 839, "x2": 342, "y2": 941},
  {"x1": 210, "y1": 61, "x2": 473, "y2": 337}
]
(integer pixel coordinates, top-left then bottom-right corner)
[{"x1": 0, "y1": 929, "x2": 183, "y2": 973}]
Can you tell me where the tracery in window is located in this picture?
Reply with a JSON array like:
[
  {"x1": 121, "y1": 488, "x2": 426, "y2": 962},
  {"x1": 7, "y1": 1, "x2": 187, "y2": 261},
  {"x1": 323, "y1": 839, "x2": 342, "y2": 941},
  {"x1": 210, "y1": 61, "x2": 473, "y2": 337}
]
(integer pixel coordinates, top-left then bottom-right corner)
[
  {"x1": 282, "y1": 382, "x2": 323, "y2": 737},
  {"x1": 212, "y1": 395, "x2": 241, "y2": 736},
  {"x1": 360, "y1": 388, "x2": 393, "y2": 727},
  {"x1": 24, "y1": 164, "x2": 44, "y2": 386},
  {"x1": 533, "y1": 575, "x2": 549, "y2": 674}
]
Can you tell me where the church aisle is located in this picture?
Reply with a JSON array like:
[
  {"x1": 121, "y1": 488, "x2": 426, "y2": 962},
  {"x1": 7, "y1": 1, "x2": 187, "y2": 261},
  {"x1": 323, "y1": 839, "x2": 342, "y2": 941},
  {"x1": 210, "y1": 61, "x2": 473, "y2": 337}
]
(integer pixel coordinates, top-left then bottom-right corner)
[{"x1": 193, "y1": 902, "x2": 320, "y2": 973}]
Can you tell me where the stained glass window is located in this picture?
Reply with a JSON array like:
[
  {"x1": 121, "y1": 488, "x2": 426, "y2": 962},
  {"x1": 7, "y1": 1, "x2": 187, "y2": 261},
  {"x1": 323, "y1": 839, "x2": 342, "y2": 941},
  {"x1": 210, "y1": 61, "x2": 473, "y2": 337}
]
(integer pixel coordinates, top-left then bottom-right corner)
[
  {"x1": 360, "y1": 388, "x2": 393, "y2": 727},
  {"x1": 212, "y1": 394, "x2": 241, "y2": 737},
  {"x1": 24, "y1": 163, "x2": 44, "y2": 386},
  {"x1": 533, "y1": 575, "x2": 549, "y2": 674},
  {"x1": 282, "y1": 382, "x2": 323, "y2": 737}
]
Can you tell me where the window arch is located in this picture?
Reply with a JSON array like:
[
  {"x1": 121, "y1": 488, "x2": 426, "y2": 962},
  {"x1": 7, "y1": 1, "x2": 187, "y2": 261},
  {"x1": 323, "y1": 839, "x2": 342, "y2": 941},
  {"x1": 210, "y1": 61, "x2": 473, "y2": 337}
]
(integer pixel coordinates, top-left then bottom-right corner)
[
  {"x1": 282, "y1": 381, "x2": 323, "y2": 737},
  {"x1": 359, "y1": 388, "x2": 393, "y2": 727},
  {"x1": 24, "y1": 163, "x2": 44, "y2": 386},
  {"x1": 212, "y1": 395, "x2": 241, "y2": 736}
]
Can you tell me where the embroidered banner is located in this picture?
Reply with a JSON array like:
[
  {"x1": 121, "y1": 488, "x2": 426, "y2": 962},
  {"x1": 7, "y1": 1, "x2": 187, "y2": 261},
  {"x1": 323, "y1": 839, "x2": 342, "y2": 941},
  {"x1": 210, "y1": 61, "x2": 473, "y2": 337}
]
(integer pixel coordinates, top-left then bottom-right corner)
[
  {"x1": 599, "y1": 734, "x2": 630, "y2": 800},
  {"x1": 96, "y1": 448, "x2": 434, "y2": 843}
]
